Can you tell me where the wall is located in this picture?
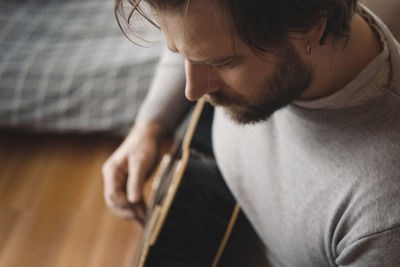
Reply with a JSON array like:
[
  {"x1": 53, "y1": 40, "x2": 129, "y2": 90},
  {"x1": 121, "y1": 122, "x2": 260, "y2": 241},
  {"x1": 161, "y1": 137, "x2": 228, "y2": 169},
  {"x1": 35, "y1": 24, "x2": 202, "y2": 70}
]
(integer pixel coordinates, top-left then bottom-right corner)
[{"x1": 363, "y1": 0, "x2": 400, "y2": 37}]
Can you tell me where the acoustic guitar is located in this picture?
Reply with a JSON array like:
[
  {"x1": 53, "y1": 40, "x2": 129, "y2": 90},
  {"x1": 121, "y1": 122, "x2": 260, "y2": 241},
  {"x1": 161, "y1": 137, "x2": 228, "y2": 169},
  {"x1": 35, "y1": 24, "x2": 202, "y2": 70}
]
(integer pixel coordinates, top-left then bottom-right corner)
[{"x1": 134, "y1": 99, "x2": 267, "y2": 267}]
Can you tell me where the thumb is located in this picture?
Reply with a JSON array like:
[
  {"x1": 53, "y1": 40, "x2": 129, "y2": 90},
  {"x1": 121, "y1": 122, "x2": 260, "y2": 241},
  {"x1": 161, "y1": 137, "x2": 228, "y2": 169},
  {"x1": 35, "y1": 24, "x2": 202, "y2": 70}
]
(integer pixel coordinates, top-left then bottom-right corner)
[{"x1": 127, "y1": 157, "x2": 147, "y2": 203}]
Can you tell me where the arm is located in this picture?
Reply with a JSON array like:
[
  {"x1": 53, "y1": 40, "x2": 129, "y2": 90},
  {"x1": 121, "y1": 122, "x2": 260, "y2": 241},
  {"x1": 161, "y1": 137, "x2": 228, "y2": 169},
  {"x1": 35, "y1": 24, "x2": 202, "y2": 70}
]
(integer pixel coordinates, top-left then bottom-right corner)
[
  {"x1": 136, "y1": 47, "x2": 192, "y2": 131},
  {"x1": 102, "y1": 47, "x2": 190, "y2": 224}
]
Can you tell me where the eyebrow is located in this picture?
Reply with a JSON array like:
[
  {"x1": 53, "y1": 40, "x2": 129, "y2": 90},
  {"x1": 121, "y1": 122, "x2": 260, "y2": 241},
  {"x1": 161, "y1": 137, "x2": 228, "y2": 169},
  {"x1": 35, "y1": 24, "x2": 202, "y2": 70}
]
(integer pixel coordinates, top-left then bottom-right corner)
[
  {"x1": 167, "y1": 46, "x2": 238, "y2": 65},
  {"x1": 188, "y1": 55, "x2": 237, "y2": 65}
]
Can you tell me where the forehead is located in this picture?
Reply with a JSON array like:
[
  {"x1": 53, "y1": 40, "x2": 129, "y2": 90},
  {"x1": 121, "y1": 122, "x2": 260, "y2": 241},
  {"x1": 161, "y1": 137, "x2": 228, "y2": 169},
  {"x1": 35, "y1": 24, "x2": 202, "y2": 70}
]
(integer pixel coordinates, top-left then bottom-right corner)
[{"x1": 153, "y1": 1, "x2": 239, "y2": 60}]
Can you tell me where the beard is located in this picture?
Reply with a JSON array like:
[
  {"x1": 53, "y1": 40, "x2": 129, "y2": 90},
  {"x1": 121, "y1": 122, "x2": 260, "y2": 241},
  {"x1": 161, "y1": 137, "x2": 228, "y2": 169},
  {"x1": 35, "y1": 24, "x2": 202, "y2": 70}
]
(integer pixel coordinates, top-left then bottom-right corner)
[{"x1": 205, "y1": 44, "x2": 313, "y2": 124}]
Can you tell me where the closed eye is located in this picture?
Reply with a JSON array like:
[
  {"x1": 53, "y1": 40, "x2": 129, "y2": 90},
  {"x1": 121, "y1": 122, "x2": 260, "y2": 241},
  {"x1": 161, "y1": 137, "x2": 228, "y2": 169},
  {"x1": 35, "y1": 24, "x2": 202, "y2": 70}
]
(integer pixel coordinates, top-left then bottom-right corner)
[
  {"x1": 213, "y1": 55, "x2": 244, "y2": 69},
  {"x1": 213, "y1": 60, "x2": 235, "y2": 69}
]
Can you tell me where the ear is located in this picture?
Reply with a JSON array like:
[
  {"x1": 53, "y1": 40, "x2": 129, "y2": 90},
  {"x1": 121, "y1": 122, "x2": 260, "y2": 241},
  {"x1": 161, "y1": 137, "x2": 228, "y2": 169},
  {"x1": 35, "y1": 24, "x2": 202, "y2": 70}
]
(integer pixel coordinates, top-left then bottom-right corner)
[
  {"x1": 289, "y1": 17, "x2": 328, "y2": 55},
  {"x1": 307, "y1": 17, "x2": 328, "y2": 47}
]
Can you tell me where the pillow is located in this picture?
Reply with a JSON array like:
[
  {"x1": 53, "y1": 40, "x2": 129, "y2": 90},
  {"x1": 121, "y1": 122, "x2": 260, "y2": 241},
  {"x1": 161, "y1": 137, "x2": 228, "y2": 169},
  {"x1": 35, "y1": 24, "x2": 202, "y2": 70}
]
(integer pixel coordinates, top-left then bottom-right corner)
[{"x1": 0, "y1": 0, "x2": 163, "y2": 136}]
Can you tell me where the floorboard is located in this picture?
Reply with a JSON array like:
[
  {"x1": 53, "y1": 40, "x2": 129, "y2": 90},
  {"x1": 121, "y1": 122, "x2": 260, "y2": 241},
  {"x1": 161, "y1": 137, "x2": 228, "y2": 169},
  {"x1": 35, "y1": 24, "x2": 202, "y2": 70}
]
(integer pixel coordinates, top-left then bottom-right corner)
[{"x1": 0, "y1": 131, "x2": 142, "y2": 267}]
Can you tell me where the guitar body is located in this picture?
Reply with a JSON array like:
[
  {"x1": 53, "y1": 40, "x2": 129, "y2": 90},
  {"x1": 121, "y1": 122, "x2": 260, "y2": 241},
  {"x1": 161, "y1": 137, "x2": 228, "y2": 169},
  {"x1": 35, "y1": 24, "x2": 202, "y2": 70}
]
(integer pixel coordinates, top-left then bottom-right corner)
[{"x1": 136, "y1": 100, "x2": 268, "y2": 267}]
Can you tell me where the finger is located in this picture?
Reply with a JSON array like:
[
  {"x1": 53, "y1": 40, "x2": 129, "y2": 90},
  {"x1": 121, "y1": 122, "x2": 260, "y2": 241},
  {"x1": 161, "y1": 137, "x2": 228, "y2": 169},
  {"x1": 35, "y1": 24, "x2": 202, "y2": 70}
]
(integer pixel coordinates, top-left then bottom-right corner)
[
  {"x1": 108, "y1": 205, "x2": 135, "y2": 220},
  {"x1": 132, "y1": 199, "x2": 147, "y2": 222},
  {"x1": 102, "y1": 161, "x2": 127, "y2": 195},
  {"x1": 132, "y1": 207, "x2": 145, "y2": 226},
  {"x1": 126, "y1": 157, "x2": 148, "y2": 203},
  {"x1": 102, "y1": 163, "x2": 132, "y2": 212},
  {"x1": 103, "y1": 160, "x2": 148, "y2": 225},
  {"x1": 109, "y1": 202, "x2": 146, "y2": 227},
  {"x1": 105, "y1": 192, "x2": 144, "y2": 222}
]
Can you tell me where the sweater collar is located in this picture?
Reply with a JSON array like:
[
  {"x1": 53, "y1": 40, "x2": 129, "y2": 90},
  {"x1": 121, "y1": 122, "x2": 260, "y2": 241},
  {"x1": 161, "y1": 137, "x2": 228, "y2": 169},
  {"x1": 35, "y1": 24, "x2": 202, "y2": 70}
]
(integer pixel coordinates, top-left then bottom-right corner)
[{"x1": 287, "y1": 4, "x2": 400, "y2": 127}]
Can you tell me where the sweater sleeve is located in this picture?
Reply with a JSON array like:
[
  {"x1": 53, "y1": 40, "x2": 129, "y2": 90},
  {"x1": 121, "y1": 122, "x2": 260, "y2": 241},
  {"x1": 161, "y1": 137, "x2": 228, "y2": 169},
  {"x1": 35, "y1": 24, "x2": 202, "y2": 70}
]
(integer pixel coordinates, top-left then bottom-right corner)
[
  {"x1": 336, "y1": 225, "x2": 400, "y2": 266},
  {"x1": 135, "y1": 47, "x2": 192, "y2": 132}
]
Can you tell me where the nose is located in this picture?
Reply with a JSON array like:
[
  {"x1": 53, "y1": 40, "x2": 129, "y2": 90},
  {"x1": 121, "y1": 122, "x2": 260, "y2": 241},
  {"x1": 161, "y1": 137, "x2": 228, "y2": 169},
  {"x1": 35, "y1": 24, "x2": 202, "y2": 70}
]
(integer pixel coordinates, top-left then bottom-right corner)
[{"x1": 184, "y1": 60, "x2": 219, "y2": 101}]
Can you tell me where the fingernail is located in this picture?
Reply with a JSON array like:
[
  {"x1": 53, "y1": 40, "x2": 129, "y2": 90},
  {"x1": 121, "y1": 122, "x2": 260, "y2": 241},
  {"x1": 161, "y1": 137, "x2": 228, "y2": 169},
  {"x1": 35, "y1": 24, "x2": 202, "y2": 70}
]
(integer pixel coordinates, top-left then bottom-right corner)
[{"x1": 128, "y1": 193, "x2": 136, "y2": 203}]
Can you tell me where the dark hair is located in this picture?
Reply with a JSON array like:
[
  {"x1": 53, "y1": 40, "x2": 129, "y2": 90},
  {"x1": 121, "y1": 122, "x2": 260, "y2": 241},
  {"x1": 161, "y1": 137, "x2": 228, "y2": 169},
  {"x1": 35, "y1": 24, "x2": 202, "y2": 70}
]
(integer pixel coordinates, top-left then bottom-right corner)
[{"x1": 115, "y1": 0, "x2": 358, "y2": 51}]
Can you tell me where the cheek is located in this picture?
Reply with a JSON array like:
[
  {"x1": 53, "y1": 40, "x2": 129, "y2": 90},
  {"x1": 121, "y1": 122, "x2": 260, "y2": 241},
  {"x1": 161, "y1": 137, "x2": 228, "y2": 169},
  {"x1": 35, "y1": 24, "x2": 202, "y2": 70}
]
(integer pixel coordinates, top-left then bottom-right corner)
[
  {"x1": 218, "y1": 63, "x2": 273, "y2": 93},
  {"x1": 220, "y1": 69, "x2": 248, "y2": 90},
  {"x1": 218, "y1": 61, "x2": 255, "y2": 83}
]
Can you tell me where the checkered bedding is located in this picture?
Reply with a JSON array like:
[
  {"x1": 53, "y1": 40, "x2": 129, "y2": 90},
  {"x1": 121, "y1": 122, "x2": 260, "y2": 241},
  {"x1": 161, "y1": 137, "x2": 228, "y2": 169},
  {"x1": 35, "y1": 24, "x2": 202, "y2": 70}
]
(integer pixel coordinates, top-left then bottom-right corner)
[{"x1": 0, "y1": 0, "x2": 163, "y2": 136}]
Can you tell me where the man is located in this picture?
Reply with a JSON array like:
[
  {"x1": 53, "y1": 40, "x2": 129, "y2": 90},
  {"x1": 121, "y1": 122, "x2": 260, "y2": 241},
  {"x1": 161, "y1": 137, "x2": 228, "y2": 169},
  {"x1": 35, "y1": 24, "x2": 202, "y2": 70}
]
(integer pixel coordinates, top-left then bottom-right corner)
[{"x1": 102, "y1": 0, "x2": 400, "y2": 265}]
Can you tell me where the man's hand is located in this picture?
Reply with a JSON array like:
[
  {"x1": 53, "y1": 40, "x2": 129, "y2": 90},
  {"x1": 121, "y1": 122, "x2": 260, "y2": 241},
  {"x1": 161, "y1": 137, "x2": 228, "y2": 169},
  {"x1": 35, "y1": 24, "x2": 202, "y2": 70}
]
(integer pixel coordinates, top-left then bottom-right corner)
[{"x1": 102, "y1": 121, "x2": 168, "y2": 225}]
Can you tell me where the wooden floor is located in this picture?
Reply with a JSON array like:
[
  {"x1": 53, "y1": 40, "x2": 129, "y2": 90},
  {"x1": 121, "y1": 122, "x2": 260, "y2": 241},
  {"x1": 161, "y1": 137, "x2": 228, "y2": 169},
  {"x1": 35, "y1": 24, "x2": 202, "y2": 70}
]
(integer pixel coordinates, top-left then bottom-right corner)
[{"x1": 0, "y1": 131, "x2": 143, "y2": 267}]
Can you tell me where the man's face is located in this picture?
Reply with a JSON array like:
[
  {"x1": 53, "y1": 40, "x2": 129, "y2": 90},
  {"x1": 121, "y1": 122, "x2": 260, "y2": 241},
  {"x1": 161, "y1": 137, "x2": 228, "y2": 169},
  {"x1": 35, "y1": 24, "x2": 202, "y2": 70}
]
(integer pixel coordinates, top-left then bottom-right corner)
[{"x1": 154, "y1": 1, "x2": 313, "y2": 124}]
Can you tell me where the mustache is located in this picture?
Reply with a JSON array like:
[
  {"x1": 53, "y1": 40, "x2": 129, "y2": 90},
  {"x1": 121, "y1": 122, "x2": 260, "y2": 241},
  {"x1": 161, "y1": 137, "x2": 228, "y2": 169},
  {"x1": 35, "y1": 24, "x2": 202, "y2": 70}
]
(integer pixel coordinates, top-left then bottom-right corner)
[{"x1": 204, "y1": 91, "x2": 243, "y2": 107}]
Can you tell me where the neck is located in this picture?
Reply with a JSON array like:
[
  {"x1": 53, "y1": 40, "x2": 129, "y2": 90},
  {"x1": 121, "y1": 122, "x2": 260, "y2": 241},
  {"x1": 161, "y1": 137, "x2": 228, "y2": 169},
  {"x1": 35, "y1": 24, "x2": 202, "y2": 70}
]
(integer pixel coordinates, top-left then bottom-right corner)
[{"x1": 300, "y1": 13, "x2": 382, "y2": 101}]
